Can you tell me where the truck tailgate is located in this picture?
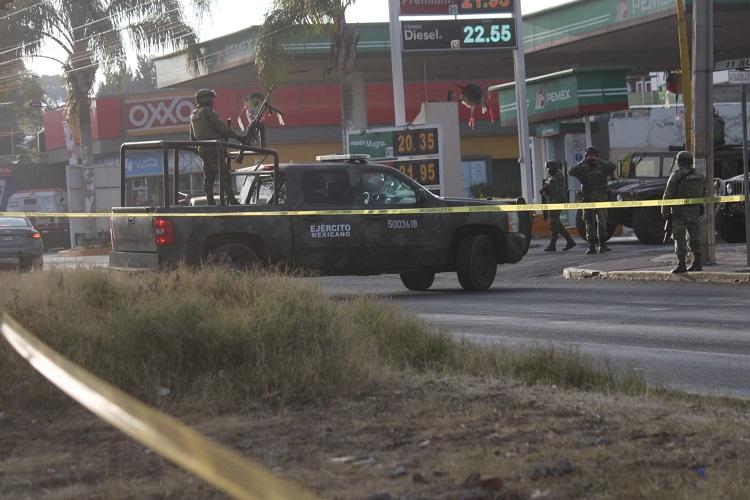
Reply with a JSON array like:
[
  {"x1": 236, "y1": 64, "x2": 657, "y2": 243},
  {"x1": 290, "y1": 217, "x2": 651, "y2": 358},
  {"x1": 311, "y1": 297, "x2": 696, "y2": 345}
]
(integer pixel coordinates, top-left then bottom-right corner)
[{"x1": 111, "y1": 208, "x2": 156, "y2": 253}]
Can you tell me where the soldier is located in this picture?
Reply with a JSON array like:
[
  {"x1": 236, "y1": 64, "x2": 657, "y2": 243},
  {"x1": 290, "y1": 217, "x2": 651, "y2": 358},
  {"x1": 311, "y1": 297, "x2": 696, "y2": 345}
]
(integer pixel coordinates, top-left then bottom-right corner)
[
  {"x1": 540, "y1": 160, "x2": 576, "y2": 252},
  {"x1": 569, "y1": 146, "x2": 616, "y2": 254},
  {"x1": 662, "y1": 151, "x2": 706, "y2": 273},
  {"x1": 190, "y1": 89, "x2": 244, "y2": 205}
]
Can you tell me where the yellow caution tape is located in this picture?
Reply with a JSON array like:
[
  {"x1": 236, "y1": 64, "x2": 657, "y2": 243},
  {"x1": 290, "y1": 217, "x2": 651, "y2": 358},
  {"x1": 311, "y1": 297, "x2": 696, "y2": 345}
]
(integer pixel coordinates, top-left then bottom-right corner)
[
  {"x1": 0, "y1": 195, "x2": 744, "y2": 219},
  {"x1": 0, "y1": 314, "x2": 320, "y2": 500}
]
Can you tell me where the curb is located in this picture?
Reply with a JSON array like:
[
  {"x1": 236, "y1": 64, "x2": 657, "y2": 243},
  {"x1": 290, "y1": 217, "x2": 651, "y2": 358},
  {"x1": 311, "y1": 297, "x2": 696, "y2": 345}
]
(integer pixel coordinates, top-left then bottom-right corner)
[{"x1": 562, "y1": 267, "x2": 750, "y2": 284}]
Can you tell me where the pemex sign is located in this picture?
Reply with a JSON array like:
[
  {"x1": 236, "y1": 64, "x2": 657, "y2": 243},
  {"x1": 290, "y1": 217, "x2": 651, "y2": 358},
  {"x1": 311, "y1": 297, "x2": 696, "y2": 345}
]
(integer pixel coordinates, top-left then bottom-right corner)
[{"x1": 493, "y1": 69, "x2": 629, "y2": 127}]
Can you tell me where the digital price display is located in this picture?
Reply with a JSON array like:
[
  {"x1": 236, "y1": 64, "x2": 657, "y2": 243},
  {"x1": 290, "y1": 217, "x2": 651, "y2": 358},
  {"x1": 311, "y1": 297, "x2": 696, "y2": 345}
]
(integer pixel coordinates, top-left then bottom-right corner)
[
  {"x1": 393, "y1": 128, "x2": 439, "y2": 156},
  {"x1": 399, "y1": 0, "x2": 514, "y2": 16},
  {"x1": 402, "y1": 19, "x2": 516, "y2": 52},
  {"x1": 458, "y1": 0, "x2": 514, "y2": 14},
  {"x1": 395, "y1": 159, "x2": 441, "y2": 185}
]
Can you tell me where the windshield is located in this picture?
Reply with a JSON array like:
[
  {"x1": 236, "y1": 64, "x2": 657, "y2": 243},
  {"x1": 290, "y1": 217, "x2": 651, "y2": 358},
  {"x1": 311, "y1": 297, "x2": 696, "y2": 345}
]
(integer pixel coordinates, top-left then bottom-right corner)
[{"x1": 0, "y1": 217, "x2": 30, "y2": 228}]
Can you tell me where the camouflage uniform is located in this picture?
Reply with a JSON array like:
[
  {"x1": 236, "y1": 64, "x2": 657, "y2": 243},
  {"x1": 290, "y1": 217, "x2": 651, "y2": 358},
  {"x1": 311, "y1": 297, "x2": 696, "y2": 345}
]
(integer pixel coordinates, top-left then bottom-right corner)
[
  {"x1": 662, "y1": 151, "x2": 706, "y2": 273},
  {"x1": 541, "y1": 161, "x2": 575, "y2": 251},
  {"x1": 569, "y1": 148, "x2": 615, "y2": 253},
  {"x1": 190, "y1": 89, "x2": 242, "y2": 204}
]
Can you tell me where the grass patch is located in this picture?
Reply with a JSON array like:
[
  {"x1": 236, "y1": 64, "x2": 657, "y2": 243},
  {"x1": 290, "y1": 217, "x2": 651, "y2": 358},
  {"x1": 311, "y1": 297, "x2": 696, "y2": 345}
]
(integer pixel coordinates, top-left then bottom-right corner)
[{"x1": 1, "y1": 268, "x2": 650, "y2": 409}]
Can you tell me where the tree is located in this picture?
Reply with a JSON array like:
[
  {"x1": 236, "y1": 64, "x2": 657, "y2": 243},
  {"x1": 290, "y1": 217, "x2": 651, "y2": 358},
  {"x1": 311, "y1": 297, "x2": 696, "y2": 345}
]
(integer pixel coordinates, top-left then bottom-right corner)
[
  {"x1": 0, "y1": 69, "x2": 44, "y2": 160},
  {"x1": 255, "y1": 0, "x2": 359, "y2": 145},
  {"x1": 97, "y1": 55, "x2": 157, "y2": 96},
  {"x1": 0, "y1": 0, "x2": 210, "y2": 168}
]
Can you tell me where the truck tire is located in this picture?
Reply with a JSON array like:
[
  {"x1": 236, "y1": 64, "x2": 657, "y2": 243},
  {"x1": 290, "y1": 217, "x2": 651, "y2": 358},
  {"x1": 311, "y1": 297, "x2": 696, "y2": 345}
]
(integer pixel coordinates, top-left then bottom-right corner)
[
  {"x1": 632, "y1": 207, "x2": 665, "y2": 244},
  {"x1": 575, "y1": 210, "x2": 615, "y2": 243},
  {"x1": 456, "y1": 234, "x2": 497, "y2": 291},
  {"x1": 208, "y1": 242, "x2": 260, "y2": 270},
  {"x1": 716, "y1": 213, "x2": 746, "y2": 243},
  {"x1": 400, "y1": 271, "x2": 435, "y2": 291}
]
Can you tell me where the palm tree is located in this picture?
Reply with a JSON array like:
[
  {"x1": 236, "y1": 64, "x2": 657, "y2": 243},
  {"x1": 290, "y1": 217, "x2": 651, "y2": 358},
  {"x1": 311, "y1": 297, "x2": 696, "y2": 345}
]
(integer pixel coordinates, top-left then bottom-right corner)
[
  {"x1": 255, "y1": 0, "x2": 360, "y2": 145},
  {"x1": 0, "y1": 0, "x2": 210, "y2": 167}
]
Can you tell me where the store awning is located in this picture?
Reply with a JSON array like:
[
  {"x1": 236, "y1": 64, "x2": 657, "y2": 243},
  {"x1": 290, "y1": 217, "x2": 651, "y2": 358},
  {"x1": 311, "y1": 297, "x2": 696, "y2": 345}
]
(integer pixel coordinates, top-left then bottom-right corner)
[{"x1": 489, "y1": 68, "x2": 629, "y2": 127}]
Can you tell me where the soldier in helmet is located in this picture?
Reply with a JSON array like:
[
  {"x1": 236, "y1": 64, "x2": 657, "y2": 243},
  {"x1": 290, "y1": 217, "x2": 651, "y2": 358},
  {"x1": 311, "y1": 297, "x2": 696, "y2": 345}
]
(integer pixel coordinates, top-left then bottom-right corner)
[
  {"x1": 662, "y1": 151, "x2": 706, "y2": 273},
  {"x1": 540, "y1": 160, "x2": 576, "y2": 252},
  {"x1": 569, "y1": 146, "x2": 616, "y2": 254},
  {"x1": 190, "y1": 89, "x2": 244, "y2": 205}
]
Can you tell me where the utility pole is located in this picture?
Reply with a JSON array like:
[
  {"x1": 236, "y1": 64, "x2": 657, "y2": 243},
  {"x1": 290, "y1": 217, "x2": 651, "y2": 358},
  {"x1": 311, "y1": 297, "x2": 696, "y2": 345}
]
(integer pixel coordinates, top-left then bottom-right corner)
[
  {"x1": 693, "y1": 0, "x2": 715, "y2": 264},
  {"x1": 513, "y1": 0, "x2": 533, "y2": 202},
  {"x1": 676, "y1": 0, "x2": 693, "y2": 151},
  {"x1": 388, "y1": 0, "x2": 406, "y2": 126}
]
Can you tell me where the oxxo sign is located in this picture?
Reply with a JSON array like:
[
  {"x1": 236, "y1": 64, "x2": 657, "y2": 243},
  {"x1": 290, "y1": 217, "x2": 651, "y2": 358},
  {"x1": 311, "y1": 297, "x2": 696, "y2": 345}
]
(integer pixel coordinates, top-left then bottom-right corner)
[
  {"x1": 400, "y1": 0, "x2": 516, "y2": 52},
  {"x1": 124, "y1": 94, "x2": 194, "y2": 136}
]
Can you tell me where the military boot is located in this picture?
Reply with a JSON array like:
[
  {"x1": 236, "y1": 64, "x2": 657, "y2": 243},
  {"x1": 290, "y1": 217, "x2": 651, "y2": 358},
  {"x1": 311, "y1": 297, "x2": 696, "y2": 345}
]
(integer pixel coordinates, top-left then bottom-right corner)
[
  {"x1": 544, "y1": 235, "x2": 557, "y2": 252},
  {"x1": 585, "y1": 243, "x2": 597, "y2": 255},
  {"x1": 671, "y1": 255, "x2": 688, "y2": 274},
  {"x1": 688, "y1": 253, "x2": 703, "y2": 272},
  {"x1": 563, "y1": 235, "x2": 576, "y2": 250}
]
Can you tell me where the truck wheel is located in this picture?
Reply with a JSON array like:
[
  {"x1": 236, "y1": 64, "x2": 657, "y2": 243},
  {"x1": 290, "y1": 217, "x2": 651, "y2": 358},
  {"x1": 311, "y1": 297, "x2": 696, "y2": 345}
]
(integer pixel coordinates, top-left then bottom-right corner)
[
  {"x1": 716, "y1": 213, "x2": 746, "y2": 243},
  {"x1": 208, "y1": 242, "x2": 260, "y2": 270},
  {"x1": 632, "y1": 207, "x2": 665, "y2": 244},
  {"x1": 456, "y1": 234, "x2": 497, "y2": 291},
  {"x1": 400, "y1": 271, "x2": 435, "y2": 291}
]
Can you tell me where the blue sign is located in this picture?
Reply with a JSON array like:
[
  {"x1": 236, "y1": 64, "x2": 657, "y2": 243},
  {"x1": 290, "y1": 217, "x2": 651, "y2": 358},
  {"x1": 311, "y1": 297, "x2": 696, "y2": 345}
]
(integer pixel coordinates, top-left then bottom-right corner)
[
  {"x1": 574, "y1": 152, "x2": 584, "y2": 163},
  {"x1": 123, "y1": 151, "x2": 204, "y2": 178}
]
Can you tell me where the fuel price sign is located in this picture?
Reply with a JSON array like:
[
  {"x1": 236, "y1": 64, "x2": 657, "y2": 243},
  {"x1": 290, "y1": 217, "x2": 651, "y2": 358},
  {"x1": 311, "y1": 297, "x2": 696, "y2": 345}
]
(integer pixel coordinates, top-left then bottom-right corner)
[
  {"x1": 402, "y1": 18, "x2": 516, "y2": 52},
  {"x1": 399, "y1": 0, "x2": 514, "y2": 16}
]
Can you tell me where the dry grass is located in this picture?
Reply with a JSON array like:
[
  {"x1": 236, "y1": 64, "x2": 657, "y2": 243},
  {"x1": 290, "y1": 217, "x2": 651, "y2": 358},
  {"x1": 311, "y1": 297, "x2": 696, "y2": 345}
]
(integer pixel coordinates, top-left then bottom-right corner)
[{"x1": 0, "y1": 268, "x2": 647, "y2": 410}]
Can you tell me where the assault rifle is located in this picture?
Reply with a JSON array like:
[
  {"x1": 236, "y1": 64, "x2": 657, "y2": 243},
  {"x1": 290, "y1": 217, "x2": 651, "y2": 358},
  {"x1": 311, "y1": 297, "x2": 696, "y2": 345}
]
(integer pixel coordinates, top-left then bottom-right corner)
[{"x1": 662, "y1": 214, "x2": 673, "y2": 244}]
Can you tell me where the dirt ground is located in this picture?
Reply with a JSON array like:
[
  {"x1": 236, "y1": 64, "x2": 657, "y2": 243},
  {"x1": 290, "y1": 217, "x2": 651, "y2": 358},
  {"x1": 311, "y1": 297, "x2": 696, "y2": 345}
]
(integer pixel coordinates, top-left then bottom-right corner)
[{"x1": 2, "y1": 376, "x2": 750, "y2": 500}]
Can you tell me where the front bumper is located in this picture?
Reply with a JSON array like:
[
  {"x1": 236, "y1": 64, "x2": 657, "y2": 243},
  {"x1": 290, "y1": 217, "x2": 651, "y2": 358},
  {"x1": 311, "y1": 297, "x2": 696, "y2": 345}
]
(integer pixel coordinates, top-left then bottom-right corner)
[
  {"x1": 503, "y1": 233, "x2": 526, "y2": 264},
  {"x1": 109, "y1": 251, "x2": 160, "y2": 270}
]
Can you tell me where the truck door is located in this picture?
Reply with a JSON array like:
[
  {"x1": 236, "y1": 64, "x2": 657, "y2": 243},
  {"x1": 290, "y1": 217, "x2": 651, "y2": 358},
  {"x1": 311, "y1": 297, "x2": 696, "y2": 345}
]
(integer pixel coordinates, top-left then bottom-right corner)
[
  {"x1": 357, "y1": 169, "x2": 444, "y2": 272},
  {"x1": 292, "y1": 169, "x2": 362, "y2": 273}
]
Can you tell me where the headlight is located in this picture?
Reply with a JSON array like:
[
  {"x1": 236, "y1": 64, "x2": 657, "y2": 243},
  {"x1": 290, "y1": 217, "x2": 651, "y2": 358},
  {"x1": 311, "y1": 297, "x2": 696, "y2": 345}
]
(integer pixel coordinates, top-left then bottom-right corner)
[
  {"x1": 507, "y1": 212, "x2": 519, "y2": 233},
  {"x1": 726, "y1": 183, "x2": 733, "y2": 195}
]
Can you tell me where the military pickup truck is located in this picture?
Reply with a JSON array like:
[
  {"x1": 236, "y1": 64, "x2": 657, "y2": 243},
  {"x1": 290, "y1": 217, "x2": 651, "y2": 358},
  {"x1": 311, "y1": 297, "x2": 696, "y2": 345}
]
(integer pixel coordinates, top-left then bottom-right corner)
[
  {"x1": 110, "y1": 142, "x2": 531, "y2": 291},
  {"x1": 574, "y1": 146, "x2": 745, "y2": 244}
]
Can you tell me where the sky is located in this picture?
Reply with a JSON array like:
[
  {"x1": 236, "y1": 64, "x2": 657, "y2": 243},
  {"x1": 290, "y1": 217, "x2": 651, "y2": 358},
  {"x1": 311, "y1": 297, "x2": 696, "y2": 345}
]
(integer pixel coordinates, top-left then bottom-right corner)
[{"x1": 27, "y1": 0, "x2": 575, "y2": 76}]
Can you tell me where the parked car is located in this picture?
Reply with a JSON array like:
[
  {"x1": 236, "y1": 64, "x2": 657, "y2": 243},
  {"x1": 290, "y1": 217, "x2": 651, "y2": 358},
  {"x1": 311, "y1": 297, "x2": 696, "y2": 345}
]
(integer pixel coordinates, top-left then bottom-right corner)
[
  {"x1": 0, "y1": 217, "x2": 44, "y2": 271},
  {"x1": 5, "y1": 189, "x2": 70, "y2": 249}
]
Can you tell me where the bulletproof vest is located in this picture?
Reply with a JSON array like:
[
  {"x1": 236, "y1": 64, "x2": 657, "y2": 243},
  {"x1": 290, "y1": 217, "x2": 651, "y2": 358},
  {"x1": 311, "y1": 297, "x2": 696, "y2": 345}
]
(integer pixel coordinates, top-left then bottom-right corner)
[
  {"x1": 675, "y1": 168, "x2": 705, "y2": 199},
  {"x1": 586, "y1": 162, "x2": 608, "y2": 194},
  {"x1": 190, "y1": 106, "x2": 223, "y2": 141}
]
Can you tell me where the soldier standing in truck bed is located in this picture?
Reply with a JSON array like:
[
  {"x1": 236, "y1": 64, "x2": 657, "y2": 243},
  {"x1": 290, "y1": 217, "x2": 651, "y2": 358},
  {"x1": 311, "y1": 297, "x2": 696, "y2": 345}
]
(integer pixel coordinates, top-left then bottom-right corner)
[
  {"x1": 662, "y1": 151, "x2": 706, "y2": 273},
  {"x1": 569, "y1": 146, "x2": 616, "y2": 254},
  {"x1": 190, "y1": 89, "x2": 244, "y2": 205},
  {"x1": 541, "y1": 160, "x2": 576, "y2": 252}
]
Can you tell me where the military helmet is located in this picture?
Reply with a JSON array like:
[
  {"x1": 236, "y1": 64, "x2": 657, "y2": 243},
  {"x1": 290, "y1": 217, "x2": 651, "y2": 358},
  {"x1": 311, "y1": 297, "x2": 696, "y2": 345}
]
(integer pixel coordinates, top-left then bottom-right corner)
[
  {"x1": 545, "y1": 160, "x2": 561, "y2": 171},
  {"x1": 195, "y1": 88, "x2": 216, "y2": 104},
  {"x1": 676, "y1": 151, "x2": 694, "y2": 167},
  {"x1": 585, "y1": 146, "x2": 600, "y2": 157}
]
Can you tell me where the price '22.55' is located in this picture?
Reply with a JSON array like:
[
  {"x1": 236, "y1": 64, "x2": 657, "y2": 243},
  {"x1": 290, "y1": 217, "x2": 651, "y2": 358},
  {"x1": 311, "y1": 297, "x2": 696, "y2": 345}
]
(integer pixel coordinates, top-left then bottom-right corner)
[{"x1": 463, "y1": 24, "x2": 512, "y2": 45}]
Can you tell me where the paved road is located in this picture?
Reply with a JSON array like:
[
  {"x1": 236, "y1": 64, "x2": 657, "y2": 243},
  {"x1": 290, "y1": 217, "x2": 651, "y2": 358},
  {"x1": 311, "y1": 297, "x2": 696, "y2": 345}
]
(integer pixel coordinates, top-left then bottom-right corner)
[
  {"x1": 309, "y1": 237, "x2": 750, "y2": 398},
  {"x1": 40, "y1": 238, "x2": 750, "y2": 397}
]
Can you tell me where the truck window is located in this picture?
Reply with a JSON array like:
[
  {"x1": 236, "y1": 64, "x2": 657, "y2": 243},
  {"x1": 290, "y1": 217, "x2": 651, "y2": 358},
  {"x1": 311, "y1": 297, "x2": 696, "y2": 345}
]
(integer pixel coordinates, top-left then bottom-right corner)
[
  {"x1": 357, "y1": 172, "x2": 417, "y2": 207},
  {"x1": 302, "y1": 171, "x2": 353, "y2": 206},
  {"x1": 632, "y1": 157, "x2": 660, "y2": 178}
]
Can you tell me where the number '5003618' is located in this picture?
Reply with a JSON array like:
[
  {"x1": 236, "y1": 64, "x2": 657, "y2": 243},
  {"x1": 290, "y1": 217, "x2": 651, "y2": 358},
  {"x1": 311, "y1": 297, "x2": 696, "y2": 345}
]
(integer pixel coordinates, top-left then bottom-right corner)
[{"x1": 388, "y1": 220, "x2": 418, "y2": 229}]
